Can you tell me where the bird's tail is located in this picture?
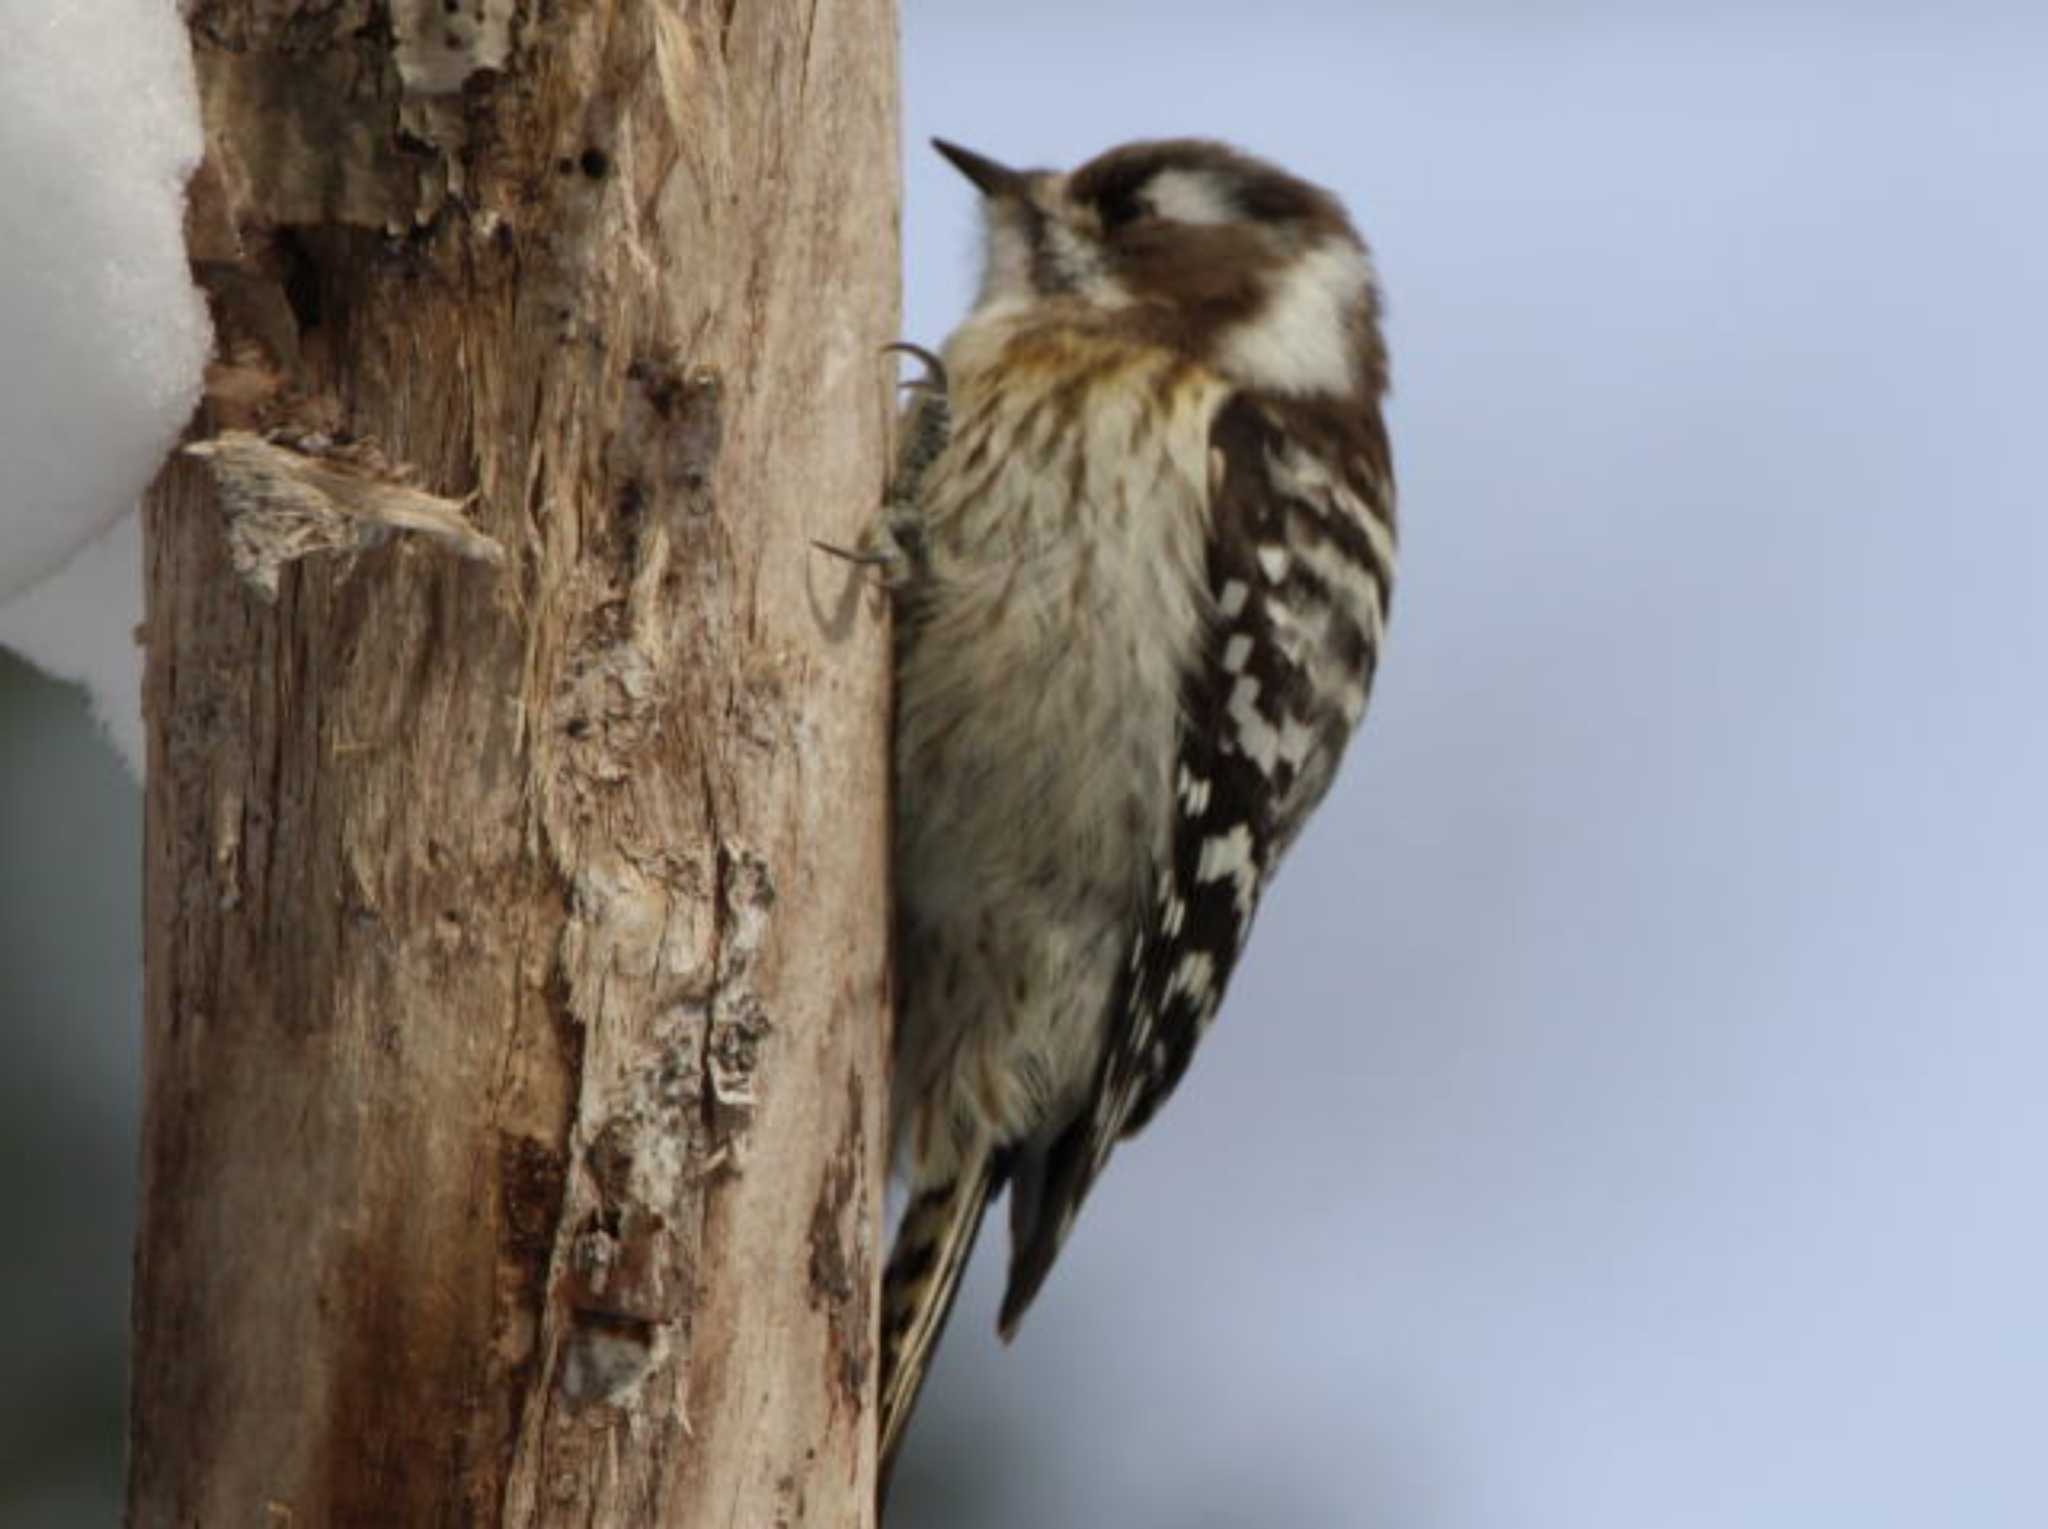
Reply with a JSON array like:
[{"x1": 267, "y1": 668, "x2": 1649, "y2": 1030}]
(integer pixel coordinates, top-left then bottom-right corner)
[{"x1": 878, "y1": 1153, "x2": 1000, "y2": 1494}]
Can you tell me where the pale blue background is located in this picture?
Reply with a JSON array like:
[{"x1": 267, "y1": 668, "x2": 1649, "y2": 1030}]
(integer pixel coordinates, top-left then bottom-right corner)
[{"x1": 5, "y1": 4, "x2": 2045, "y2": 1523}]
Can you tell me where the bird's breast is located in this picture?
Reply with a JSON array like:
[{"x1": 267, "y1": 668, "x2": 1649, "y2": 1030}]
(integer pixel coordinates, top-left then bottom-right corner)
[{"x1": 887, "y1": 328, "x2": 1231, "y2": 1151}]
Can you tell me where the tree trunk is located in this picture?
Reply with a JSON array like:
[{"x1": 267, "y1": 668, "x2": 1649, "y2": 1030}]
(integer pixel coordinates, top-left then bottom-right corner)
[{"x1": 131, "y1": 3, "x2": 897, "y2": 1524}]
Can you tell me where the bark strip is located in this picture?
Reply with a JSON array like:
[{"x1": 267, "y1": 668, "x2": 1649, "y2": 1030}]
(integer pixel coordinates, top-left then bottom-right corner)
[{"x1": 132, "y1": 3, "x2": 897, "y2": 1523}]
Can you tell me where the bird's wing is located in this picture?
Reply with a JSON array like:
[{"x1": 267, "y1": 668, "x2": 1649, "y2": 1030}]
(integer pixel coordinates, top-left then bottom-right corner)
[{"x1": 999, "y1": 388, "x2": 1395, "y2": 1335}]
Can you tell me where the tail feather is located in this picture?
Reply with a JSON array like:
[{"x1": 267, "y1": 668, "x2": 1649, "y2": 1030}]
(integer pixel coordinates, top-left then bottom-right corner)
[
  {"x1": 996, "y1": 1111, "x2": 1101, "y2": 1339},
  {"x1": 878, "y1": 1154, "x2": 1001, "y2": 1494}
]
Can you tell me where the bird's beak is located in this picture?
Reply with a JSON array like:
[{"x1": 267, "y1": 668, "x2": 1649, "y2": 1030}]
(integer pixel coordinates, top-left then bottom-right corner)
[{"x1": 932, "y1": 139, "x2": 1026, "y2": 199}]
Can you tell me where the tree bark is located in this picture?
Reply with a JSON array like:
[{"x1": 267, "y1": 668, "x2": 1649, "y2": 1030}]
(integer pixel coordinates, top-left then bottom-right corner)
[{"x1": 131, "y1": 3, "x2": 897, "y2": 1524}]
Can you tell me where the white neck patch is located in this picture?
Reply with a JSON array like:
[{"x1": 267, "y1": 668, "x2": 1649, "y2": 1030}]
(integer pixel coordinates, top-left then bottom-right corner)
[{"x1": 1214, "y1": 238, "x2": 1374, "y2": 397}]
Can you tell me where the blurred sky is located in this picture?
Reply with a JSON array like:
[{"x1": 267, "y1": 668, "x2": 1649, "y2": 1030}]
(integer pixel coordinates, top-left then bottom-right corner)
[
  {"x1": 0, "y1": 652, "x2": 140, "y2": 1527},
  {"x1": 889, "y1": 5, "x2": 2048, "y2": 1527},
  {"x1": 5, "y1": 3, "x2": 2046, "y2": 1526}
]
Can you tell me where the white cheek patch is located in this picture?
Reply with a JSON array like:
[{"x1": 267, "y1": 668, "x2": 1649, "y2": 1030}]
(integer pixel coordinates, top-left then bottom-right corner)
[
  {"x1": 1049, "y1": 221, "x2": 1138, "y2": 307},
  {"x1": 1145, "y1": 168, "x2": 1236, "y2": 227},
  {"x1": 976, "y1": 209, "x2": 1037, "y2": 308},
  {"x1": 1216, "y1": 238, "x2": 1375, "y2": 397},
  {"x1": 978, "y1": 192, "x2": 1131, "y2": 309},
  {"x1": 1044, "y1": 220, "x2": 1100, "y2": 286}
]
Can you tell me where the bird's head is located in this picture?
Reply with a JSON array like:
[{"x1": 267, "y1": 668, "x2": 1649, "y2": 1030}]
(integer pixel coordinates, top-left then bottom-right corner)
[{"x1": 935, "y1": 136, "x2": 1384, "y2": 400}]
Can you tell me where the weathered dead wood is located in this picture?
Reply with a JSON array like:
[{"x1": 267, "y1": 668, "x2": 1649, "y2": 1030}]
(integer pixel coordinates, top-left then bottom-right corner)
[{"x1": 132, "y1": 3, "x2": 897, "y2": 1523}]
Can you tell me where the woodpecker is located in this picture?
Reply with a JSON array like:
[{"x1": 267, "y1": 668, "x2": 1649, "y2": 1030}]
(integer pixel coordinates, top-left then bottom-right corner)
[{"x1": 874, "y1": 137, "x2": 1396, "y2": 1484}]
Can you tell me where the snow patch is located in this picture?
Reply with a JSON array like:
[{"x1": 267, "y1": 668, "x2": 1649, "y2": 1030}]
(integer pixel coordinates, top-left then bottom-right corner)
[{"x1": 0, "y1": 0, "x2": 211, "y2": 767}]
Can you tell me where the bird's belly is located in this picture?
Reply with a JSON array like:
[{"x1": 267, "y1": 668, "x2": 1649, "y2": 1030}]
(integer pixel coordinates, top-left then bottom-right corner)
[{"x1": 891, "y1": 555, "x2": 1171, "y2": 1170}]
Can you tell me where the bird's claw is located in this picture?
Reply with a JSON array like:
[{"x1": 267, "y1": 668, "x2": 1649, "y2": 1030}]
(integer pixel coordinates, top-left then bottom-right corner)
[
  {"x1": 883, "y1": 342, "x2": 948, "y2": 395},
  {"x1": 812, "y1": 538, "x2": 900, "y2": 569}
]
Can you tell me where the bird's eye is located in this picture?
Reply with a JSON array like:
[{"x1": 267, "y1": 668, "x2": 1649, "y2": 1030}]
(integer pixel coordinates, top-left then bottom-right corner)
[{"x1": 1098, "y1": 188, "x2": 1148, "y2": 232}]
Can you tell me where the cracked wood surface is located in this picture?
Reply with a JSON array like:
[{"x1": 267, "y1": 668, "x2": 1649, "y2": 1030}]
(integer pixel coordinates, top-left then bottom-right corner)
[{"x1": 132, "y1": 3, "x2": 896, "y2": 1524}]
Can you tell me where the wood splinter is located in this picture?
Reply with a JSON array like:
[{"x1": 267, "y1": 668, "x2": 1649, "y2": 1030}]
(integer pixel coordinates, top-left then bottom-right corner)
[{"x1": 183, "y1": 429, "x2": 506, "y2": 600}]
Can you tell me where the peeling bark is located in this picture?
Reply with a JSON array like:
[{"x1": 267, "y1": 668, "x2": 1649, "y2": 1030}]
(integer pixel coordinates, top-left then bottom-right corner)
[{"x1": 132, "y1": 3, "x2": 897, "y2": 1524}]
